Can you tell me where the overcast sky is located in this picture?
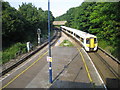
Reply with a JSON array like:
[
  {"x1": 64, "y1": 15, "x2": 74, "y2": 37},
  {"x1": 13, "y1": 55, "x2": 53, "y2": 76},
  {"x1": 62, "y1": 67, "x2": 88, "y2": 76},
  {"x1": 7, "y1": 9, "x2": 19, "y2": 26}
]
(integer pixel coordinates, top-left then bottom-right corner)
[{"x1": 4, "y1": 0, "x2": 84, "y2": 17}]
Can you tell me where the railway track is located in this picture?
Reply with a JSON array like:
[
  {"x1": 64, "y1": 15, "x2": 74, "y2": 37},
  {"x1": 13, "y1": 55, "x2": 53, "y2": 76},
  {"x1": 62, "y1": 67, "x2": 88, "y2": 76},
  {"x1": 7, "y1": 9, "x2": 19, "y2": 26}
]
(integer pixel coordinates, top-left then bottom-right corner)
[
  {"x1": 1, "y1": 28, "x2": 119, "y2": 89},
  {"x1": 94, "y1": 52, "x2": 119, "y2": 78},
  {"x1": 88, "y1": 50, "x2": 120, "y2": 89},
  {"x1": 63, "y1": 30, "x2": 119, "y2": 89},
  {"x1": 1, "y1": 29, "x2": 61, "y2": 77}
]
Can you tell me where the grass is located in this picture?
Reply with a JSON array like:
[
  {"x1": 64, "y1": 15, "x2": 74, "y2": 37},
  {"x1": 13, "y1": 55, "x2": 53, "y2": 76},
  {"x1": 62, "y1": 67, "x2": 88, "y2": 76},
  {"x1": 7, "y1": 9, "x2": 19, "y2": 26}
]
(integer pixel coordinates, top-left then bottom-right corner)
[
  {"x1": 2, "y1": 43, "x2": 27, "y2": 64},
  {"x1": 98, "y1": 39, "x2": 120, "y2": 60},
  {"x1": 98, "y1": 40, "x2": 108, "y2": 49},
  {"x1": 1, "y1": 30, "x2": 54, "y2": 65},
  {"x1": 60, "y1": 40, "x2": 74, "y2": 47},
  {"x1": 98, "y1": 40, "x2": 112, "y2": 53},
  {"x1": 98, "y1": 40, "x2": 113, "y2": 53}
]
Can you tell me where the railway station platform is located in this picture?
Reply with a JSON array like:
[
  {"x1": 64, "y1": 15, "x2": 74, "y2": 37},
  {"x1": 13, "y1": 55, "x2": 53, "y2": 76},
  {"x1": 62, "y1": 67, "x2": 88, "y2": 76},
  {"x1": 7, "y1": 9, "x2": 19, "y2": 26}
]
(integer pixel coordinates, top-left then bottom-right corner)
[
  {"x1": 25, "y1": 46, "x2": 105, "y2": 89},
  {"x1": 1, "y1": 32, "x2": 106, "y2": 89}
]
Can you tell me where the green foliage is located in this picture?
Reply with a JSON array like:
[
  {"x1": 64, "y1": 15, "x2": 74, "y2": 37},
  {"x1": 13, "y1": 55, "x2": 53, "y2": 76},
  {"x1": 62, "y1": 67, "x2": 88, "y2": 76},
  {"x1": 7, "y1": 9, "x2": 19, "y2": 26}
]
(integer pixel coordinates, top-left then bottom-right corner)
[
  {"x1": 98, "y1": 40, "x2": 108, "y2": 49},
  {"x1": 2, "y1": 43, "x2": 27, "y2": 64},
  {"x1": 56, "y1": 2, "x2": 120, "y2": 60},
  {"x1": 2, "y1": 1, "x2": 54, "y2": 48},
  {"x1": 2, "y1": 1, "x2": 54, "y2": 63},
  {"x1": 0, "y1": 52, "x2": 2, "y2": 64},
  {"x1": 60, "y1": 40, "x2": 74, "y2": 47}
]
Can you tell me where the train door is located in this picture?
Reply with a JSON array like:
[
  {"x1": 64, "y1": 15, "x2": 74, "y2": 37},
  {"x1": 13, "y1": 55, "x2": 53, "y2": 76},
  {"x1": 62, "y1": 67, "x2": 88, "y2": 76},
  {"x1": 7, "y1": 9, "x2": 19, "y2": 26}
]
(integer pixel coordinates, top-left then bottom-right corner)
[{"x1": 90, "y1": 37, "x2": 95, "y2": 49}]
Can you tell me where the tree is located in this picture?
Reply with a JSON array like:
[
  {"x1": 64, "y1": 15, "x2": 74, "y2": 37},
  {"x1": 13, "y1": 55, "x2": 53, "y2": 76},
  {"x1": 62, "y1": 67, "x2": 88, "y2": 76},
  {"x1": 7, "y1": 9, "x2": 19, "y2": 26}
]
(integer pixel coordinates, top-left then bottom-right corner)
[
  {"x1": 56, "y1": 2, "x2": 120, "y2": 60},
  {"x1": 2, "y1": 1, "x2": 54, "y2": 48},
  {"x1": 2, "y1": 2, "x2": 25, "y2": 47}
]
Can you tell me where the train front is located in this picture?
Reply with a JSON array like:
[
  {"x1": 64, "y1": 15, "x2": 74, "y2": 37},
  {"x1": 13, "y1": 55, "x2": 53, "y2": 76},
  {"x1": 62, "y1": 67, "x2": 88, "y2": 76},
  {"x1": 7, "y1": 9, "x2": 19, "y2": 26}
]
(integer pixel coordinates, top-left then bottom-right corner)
[{"x1": 85, "y1": 37, "x2": 98, "y2": 51}]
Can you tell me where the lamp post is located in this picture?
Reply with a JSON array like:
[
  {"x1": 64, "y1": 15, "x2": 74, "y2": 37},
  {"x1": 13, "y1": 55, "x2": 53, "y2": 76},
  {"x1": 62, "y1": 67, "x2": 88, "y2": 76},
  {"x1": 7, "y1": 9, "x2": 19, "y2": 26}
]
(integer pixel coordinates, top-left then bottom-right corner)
[
  {"x1": 48, "y1": 0, "x2": 52, "y2": 83},
  {"x1": 37, "y1": 28, "x2": 41, "y2": 45}
]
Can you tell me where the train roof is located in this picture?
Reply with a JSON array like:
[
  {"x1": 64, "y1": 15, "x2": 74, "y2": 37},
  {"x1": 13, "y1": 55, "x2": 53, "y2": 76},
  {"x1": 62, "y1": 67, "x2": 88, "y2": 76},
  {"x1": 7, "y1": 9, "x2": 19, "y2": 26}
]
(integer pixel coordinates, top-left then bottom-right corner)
[{"x1": 61, "y1": 26, "x2": 97, "y2": 38}]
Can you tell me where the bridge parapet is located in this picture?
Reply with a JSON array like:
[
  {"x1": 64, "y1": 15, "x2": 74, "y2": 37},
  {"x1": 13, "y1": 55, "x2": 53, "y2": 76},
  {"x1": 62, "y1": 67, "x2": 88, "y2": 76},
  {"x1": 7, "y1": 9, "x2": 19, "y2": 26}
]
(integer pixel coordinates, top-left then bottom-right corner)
[{"x1": 53, "y1": 21, "x2": 67, "y2": 25}]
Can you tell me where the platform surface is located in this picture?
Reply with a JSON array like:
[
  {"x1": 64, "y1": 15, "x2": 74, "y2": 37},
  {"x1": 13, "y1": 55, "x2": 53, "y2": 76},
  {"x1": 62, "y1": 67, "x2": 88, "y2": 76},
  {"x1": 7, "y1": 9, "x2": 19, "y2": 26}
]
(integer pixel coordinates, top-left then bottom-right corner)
[{"x1": 1, "y1": 32, "x2": 105, "y2": 89}]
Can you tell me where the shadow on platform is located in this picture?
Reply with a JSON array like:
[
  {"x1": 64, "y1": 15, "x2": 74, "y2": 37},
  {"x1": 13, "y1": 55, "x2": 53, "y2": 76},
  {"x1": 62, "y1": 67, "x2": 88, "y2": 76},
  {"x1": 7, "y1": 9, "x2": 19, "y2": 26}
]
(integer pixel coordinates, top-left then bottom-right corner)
[
  {"x1": 106, "y1": 78, "x2": 120, "y2": 89},
  {"x1": 49, "y1": 79, "x2": 105, "y2": 89}
]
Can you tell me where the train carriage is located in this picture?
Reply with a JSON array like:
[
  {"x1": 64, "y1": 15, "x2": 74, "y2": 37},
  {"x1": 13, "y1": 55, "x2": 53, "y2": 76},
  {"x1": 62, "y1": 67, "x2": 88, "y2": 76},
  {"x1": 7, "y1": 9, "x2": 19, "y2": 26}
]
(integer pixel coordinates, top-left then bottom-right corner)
[{"x1": 60, "y1": 26, "x2": 98, "y2": 51}]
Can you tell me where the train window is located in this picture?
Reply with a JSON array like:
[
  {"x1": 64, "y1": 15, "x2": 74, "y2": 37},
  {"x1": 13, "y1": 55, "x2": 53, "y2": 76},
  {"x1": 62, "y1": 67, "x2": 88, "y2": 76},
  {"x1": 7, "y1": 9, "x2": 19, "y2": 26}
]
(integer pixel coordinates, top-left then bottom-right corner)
[
  {"x1": 94, "y1": 38, "x2": 97, "y2": 43},
  {"x1": 86, "y1": 38, "x2": 90, "y2": 44},
  {"x1": 63, "y1": 29, "x2": 66, "y2": 31},
  {"x1": 74, "y1": 33, "x2": 76, "y2": 36},
  {"x1": 76, "y1": 35, "x2": 80, "y2": 38},
  {"x1": 81, "y1": 38, "x2": 84, "y2": 42}
]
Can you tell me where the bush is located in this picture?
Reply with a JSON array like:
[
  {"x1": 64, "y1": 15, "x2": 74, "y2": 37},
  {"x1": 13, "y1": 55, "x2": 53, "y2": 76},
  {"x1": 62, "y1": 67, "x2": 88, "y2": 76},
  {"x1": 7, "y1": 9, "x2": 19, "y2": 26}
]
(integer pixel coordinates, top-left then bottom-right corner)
[
  {"x1": 98, "y1": 40, "x2": 108, "y2": 49},
  {"x1": 98, "y1": 39, "x2": 120, "y2": 60},
  {"x1": 2, "y1": 43, "x2": 27, "y2": 64},
  {"x1": 60, "y1": 40, "x2": 74, "y2": 47}
]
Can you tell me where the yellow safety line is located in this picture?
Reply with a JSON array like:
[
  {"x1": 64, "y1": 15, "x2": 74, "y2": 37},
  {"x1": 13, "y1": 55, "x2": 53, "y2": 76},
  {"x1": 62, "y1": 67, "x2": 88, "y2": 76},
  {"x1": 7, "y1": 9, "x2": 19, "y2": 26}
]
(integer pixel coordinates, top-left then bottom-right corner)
[
  {"x1": 1, "y1": 51, "x2": 48, "y2": 89},
  {"x1": 77, "y1": 48, "x2": 93, "y2": 83},
  {"x1": 1, "y1": 41, "x2": 93, "y2": 89}
]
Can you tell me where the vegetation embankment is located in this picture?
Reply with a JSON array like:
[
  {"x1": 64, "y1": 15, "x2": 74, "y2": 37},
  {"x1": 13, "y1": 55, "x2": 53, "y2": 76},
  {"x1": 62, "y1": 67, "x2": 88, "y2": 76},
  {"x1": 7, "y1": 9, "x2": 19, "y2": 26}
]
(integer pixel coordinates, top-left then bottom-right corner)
[
  {"x1": 2, "y1": 1, "x2": 54, "y2": 64},
  {"x1": 2, "y1": 43, "x2": 26, "y2": 64},
  {"x1": 56, "y1": 2, "x2": 120, "y2": 60}
]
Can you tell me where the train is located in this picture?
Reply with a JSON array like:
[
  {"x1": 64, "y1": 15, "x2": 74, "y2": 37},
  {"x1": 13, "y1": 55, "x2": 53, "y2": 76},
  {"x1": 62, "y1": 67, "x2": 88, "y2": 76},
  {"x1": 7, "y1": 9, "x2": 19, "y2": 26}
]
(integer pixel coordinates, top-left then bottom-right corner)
[{"x1": 60, "y1": 26, "x2": 98, "y2": 51}]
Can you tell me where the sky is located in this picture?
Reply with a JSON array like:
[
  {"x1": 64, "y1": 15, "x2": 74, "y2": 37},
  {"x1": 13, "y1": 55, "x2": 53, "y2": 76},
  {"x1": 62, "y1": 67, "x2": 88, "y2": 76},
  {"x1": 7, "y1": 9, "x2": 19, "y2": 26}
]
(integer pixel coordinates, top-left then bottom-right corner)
[{"x1": 4, "y1": 0, "x2": 84, "y2": 17}]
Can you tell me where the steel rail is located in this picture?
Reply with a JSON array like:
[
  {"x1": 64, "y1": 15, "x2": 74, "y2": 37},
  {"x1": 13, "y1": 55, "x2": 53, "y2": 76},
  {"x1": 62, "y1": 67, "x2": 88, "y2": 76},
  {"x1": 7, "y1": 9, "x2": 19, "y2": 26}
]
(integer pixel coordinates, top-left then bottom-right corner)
[
  {"x1": 1, "y1": 29, "x2": 61, "y2": 76},
  {"x1": 62, "y1": 29, "x2": 119, "y2": 78},
  {"x1": 62, "y1": 29, "x2": 120, "y2": 64},
  {"x1": 94, "y1": 52, "x2": 119, "y2": 78},
  {"x1": 98, "y1": 47, "x2": 120, "y2": 64}
]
